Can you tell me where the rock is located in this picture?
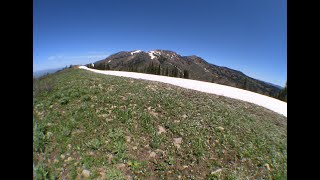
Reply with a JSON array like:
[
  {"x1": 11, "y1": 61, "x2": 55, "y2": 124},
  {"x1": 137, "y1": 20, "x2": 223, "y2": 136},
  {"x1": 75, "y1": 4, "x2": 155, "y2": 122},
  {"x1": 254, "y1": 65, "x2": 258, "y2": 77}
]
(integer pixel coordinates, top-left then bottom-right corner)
[
  {"x1": 116, "y1": 163, "x2": 126, "y2": 169},
  {"x1": 99, "y1": 172, "x2": 106, "y2": 180},
  {"x1": 157, "y1": 126, "x2": 166, "y2": 134},
  {"x1": 211, "y1": 168, "x2": 222, "y2": 174},
  {"x1": 82, "y1": 169, "x2": 90, "y2": 178},
  {"x1": 65, "y1": 157, "x2": 73, "y2": 162},
  {"x1": 173, "y1": 138, "x2": 182, "y2": 148},
  {"x1": 67, "y1": 144, "x2": 72, "y2": 150},
  {"x1": 125, "y1": 136, "x2": 131, "y2": 143},
  {"x1": 149, "y1": 111, "x2": 159, "y2": 117},
  {"x1": 88, "y1": 151, "x2": 95, "y2": 156},
  {"x1": 182, "y1": 165, "x2": 188, "y2": 169},
  {"x1": 149, "y1": 151, "x2": 156, "y2": 158},
  {"x1": 155, "y1": 149, "x2": 165, "y2": 155},
  {"x1": 264, "y1": 163, "x2": 271, "y2": 170},
  {"x1": 182, "y1": 114, "x2": 188, "y2": 119},
  {"x1": 46, "y1": 132, "x2": 53, "y2": 138},
  {"x1": 217, "y1": 126, "x2": 224, "y2": 132},
  {"x1": 132, "y1": 146, "x2": 138, "y2": 150},
  {"x1": 241, "y1": 158, "x2": 247, "y2": 162},
  {"x1": 126, "y1": 175, "x2": 133, "y2": 180},
  {"x1": 178, "y1": 175, "x2": 181, "y2": 179},
  {"x1": 60, "y1": 154, "x2": 65, "y2": 160}
]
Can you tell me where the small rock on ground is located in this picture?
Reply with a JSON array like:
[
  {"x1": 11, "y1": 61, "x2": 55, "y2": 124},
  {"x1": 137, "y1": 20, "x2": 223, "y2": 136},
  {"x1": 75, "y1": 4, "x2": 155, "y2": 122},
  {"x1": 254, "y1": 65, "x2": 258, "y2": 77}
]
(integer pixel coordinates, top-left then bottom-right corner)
[
  {"x1": 116, "y1": 163, "x2": 126, "y2": 169},
  {"x1": 173, "y1": 138, "x2": 182, "y2": 148},
  {"x1": 82, "y1": 169, "x2": 90, "y2": 178},
  {"x1": 149, "y1": 151, "x2": 156, "y2": 158},
  {"x1": 125, "y1": 136, "x2": 131, "y2": 143},
  {"x1": 60, "y1": 154, "x2": 65, "y2": 160},
  {"x1": 65, "y1": 157, "x2": 73, "y2": 162},
  {"x1": 264, "y1": 163, "x2": 271, "y2": 170},
  {"x1": 157, "y1": 125, "x2": 166, "y2": 134},
  {"x1": 211, "y1": 168, "x2": 222, "y2": 174}
]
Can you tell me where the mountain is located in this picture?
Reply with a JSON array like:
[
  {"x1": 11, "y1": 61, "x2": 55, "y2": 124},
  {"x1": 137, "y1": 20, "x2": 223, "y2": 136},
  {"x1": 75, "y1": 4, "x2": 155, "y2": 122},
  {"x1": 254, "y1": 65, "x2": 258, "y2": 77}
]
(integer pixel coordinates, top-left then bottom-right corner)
[
  {"x1": 89, "y1": 50, "x2": 282, "y2": 98},
  {"x1": 33, "y1": 67, "x2": 64, "y2": 78},
  {"x1": 263, "y1": 81, "x2": 283, "y2": 89}
]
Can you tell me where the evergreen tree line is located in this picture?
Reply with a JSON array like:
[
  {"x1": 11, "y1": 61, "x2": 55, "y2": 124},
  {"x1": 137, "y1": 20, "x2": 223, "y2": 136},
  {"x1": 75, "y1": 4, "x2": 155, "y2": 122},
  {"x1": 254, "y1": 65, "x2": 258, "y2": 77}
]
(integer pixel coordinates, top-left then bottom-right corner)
[
  {"x1": 137, "y1": 62, "x2": 190, "y2": 79},
  {"x1": 86, "y1": 63, "x2": 110, "y2": 70},
  {"x1": 86, "y1": 62, "x2": 190, "y2": 79},
  {"x1": 276, "y1": 81, "x2": 287, "y2": 102}
]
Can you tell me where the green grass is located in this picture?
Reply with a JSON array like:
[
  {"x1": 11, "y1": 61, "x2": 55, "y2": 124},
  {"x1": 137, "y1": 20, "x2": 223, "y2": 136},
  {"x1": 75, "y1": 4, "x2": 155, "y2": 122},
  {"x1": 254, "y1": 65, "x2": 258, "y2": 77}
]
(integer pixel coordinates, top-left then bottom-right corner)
[{"x1": 33, "y1": 67, "x2": 287, "y2": 179}]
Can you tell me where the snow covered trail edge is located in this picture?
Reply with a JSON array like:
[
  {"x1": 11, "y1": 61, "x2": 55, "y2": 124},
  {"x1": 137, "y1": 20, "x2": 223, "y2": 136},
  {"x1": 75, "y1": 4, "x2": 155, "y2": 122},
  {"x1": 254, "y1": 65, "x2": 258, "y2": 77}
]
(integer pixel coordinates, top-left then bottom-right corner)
[{"x1": 79, "y1": 66, "x2": 287, "y2": 117}]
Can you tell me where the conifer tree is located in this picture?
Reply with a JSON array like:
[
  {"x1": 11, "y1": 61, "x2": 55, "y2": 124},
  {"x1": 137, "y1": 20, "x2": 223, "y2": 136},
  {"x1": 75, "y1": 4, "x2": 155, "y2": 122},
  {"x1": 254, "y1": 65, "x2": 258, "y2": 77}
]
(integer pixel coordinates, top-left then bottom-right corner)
[
  {"x1": 157, "y1": 65, "x2": 161, "y2": 75},
  {"x1": 243, "y1": 78, "x2": 248, "y2": 90},
  {"x1": 106, "y1": 64, "x2": 110, "y2": 70},
  {"x1": 183, "y1": 70, "x2": 189, "y2": 79}
]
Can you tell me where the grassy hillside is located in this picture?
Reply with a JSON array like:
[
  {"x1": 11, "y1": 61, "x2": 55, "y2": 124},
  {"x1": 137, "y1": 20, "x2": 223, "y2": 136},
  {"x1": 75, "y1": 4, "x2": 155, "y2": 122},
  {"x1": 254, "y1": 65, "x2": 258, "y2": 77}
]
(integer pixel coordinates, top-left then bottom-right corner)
[{"x1": 33, "y1": 68, "x2": 287, "y2": 179}]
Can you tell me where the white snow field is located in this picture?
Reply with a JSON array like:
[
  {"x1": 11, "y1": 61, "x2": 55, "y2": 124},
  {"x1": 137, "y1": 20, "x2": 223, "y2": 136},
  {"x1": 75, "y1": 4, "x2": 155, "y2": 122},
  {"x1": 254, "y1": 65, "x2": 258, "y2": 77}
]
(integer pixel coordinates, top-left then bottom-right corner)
[{"x1": 79, "y1": 66, "x2": 287, "y2": 117}]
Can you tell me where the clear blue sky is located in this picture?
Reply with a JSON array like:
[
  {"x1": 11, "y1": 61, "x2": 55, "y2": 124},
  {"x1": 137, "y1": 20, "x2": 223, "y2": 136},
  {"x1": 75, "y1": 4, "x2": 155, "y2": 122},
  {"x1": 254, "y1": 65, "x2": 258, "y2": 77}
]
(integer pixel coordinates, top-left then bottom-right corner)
[{"x1": 33, "y1": 0, "x2": 287, "y2": 87}]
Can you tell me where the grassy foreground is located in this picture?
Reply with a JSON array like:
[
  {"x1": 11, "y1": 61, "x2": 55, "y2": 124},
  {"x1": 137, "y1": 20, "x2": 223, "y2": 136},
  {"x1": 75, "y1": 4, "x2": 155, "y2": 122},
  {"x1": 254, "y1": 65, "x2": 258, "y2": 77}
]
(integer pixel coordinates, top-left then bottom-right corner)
[{"x1": 33, "y1": 68, "x2": 287, "y2": 179}]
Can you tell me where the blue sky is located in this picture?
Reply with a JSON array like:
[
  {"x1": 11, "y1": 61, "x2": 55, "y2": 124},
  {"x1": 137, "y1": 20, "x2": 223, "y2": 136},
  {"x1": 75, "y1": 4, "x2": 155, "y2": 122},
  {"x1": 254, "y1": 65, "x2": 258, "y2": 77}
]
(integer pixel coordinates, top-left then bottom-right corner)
[{"x1": 33, "y1": 0, "x2": 287, "y2": 87}]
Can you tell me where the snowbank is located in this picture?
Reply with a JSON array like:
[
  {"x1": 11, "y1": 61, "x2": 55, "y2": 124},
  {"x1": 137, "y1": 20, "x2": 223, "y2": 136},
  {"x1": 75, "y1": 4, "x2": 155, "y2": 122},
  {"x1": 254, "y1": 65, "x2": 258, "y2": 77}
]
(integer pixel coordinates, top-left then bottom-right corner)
[{"x1": 79, "y1": 66, "x2": 287, "y2": 117}]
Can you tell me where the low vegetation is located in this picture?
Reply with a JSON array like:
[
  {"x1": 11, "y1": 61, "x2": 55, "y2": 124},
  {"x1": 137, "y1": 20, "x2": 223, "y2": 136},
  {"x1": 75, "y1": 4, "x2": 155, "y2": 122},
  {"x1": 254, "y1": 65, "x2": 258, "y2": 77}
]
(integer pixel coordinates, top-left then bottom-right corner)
[{"x1": 33, "y1": 67, "x2": 287, "y2": 179}]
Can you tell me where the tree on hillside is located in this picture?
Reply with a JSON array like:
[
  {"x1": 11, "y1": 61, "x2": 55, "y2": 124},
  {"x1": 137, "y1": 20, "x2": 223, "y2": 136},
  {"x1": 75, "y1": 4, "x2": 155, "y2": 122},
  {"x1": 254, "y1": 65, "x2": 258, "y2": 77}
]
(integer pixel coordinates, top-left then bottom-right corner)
[
  {"x1": 157, "y1": 65, "x2": 161, "y2": 75},
  {"x1": 165, "y1": 67, "x2": 169, "y2": 76},
  {"x1": 243, "y1": 78, "x2": 248, "y2": 90},
  {"x1": 171, "y1": 66, "x2": 179, "y2": 77},
  {"x1": 147, "y1": 62, "x2": 155, "y2": 74},
  {"x1": 277, "y1": 81, "x2": 287, "y2": 102},
  {"x1": 105, "y1": 63, "x2": 110, "y2": 70},
  {"x1": 183, "y1": 70, "x2": 189, "y2": 79}
]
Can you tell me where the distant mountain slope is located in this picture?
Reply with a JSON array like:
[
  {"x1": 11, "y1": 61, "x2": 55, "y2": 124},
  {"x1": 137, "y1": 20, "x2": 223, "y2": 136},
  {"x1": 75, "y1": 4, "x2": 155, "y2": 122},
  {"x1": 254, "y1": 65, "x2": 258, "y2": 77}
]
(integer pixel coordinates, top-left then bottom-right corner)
[
  {"x1": 89, "y1": 50, "x2": 282, "y2": 98},
  {"x1": 33, "y1": 67, "x2": 64, "y2": 78}
]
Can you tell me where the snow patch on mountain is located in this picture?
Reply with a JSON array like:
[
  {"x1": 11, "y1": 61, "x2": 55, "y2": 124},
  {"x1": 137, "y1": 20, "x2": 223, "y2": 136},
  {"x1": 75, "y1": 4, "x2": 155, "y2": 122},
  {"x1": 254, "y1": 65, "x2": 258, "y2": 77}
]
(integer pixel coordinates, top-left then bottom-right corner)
[
  {"x1": 78, "y1": 66, "x2": 287, "y2": 117},
  {"x1": 148, "y1": 51, "x2": 157, "y2": 59},
  {"x1": 130, "y1": 50, "x2": 142, "y2": 55}
]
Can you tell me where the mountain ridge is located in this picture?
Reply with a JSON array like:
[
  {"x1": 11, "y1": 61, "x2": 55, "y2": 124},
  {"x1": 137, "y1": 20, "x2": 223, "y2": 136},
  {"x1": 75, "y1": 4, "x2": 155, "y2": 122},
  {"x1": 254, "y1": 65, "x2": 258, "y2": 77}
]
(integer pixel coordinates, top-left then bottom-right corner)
[{"x1": 88, "y1": 50, "x2": 283, "y2": 98}]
